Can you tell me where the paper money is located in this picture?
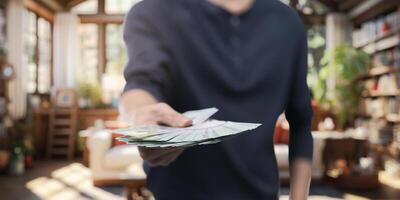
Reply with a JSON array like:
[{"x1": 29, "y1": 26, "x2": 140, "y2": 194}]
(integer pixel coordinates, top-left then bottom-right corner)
[{"x1": 113, "y1": 108, "x2": 262, "y2": 148}]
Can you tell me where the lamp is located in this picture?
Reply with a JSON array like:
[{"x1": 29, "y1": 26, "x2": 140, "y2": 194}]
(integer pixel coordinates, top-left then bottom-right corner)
[{"x1": 101, "y1": 74, "x2": 125, "y2": 107}]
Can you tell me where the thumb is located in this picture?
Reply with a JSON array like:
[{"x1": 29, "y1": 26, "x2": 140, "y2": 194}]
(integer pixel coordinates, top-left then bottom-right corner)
[{"x1": 156, "y1": 103, "x2": 192, "y2": 127}]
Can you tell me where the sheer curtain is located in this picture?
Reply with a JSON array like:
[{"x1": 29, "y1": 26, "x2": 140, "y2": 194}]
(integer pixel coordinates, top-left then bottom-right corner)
[
  {"x1": 6, "y1": 0, "x2": 26, "y2": 119},
  {"x1": 53, "y1": 13, "x2": 80, "y2": 90}
]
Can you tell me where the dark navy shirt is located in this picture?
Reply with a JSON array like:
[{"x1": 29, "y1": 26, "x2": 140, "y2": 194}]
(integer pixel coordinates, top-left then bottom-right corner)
[{"x1": 123, "y1": 0, "x2": 313, "y2": 199}]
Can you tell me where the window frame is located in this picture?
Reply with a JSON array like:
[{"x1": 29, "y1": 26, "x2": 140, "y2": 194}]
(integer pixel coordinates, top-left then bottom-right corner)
[
  {"x1": 77, "y1": 0, "x2": 124, "y2": 81},
  {"x1": 25, "y1": 9, "x2": 54, "y2": 95}
]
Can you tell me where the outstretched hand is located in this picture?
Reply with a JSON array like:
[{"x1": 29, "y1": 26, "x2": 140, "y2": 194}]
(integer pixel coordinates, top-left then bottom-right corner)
[{"x1": 132, "y1": 103, "x2": 192, "y2": 166}]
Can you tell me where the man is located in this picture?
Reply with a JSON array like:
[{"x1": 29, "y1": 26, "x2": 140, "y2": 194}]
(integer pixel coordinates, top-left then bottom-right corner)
[{"x1": 120, "y1": 0, "x2": 313, "y2": 199}]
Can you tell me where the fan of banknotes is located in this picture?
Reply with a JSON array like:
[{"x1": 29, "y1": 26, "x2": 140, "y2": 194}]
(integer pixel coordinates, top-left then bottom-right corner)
[{"x1": 113, "y1": 107, "x2": 262, "y2": 148}]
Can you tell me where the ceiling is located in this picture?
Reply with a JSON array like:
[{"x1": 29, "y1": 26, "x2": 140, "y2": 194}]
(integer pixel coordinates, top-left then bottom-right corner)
[
  {"x1": 316, "y1": 0, "x2": 365, "y2": 12},
  {"x1": 35, "y1": 0, "x2": 88, "y2": 11},
  {"x1": 33, "y1": 0, "x2": 400, "y2": 26},
  {"x1": 42, "y1": 0, "x2": 364, "y2": 12}
]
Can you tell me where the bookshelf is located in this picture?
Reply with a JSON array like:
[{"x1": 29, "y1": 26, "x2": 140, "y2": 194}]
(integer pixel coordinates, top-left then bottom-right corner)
[
  {"x1": 357, "y1": 66, "x2": 398, "y2": 81},
  {"x1": 355, "y1": 3, "x2": 400, "y2": 120},
  {"x1": 353, "y1": 3, "x2": 400, "y2": 167},
  {"x1": 352, "y1": 0, "x2": 400, "y2": 26},
  {"x1": 357, "y1": 31, "x2": 400, "y2": 54}
]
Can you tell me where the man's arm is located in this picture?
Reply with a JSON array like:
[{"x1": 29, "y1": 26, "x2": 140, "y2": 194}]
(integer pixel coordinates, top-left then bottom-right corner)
[
  {"x1": 285, "y1": 25, "x2": 313, "y2": 200},
  {"x1": 119, "y1": 89, "x2": 191, "y2": 166},
  {"x1": 120, "y1": 5, "x2": 191, "y2": 166}
]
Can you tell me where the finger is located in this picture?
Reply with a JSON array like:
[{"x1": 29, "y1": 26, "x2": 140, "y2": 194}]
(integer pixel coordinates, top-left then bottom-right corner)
[
  {"x1": 139, "y1": 147, "x2": 183, "y2": 155},
  {"x1": 139, "y1": 147, "x2": 184, "y2": 165},
  {"x1": 148, "y1": 149, "x2": 184, "y2": 166},
  {"x1": 154, "y1": 103, "x2": 192, "y2": 127},
  {"x1": 139, "y1": 147, "x2": 181, "y2": 161}
]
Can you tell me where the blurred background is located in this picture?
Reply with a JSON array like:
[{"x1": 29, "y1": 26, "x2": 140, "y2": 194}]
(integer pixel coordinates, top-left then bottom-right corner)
[{"x1": 0, "y1": 0, "x2": 400, "y2": 199}]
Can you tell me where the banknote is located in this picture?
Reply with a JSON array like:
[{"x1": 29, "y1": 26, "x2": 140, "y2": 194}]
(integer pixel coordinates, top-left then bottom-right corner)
[{"x1": 113, "y1": 108, "x2": 262, "y2": 148}]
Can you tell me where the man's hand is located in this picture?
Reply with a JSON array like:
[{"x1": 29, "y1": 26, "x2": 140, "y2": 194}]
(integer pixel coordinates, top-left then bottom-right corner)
[
  {"x1": 120, "y1": 90, "x2": 192, "y2": 166},
  {"x1": 133, "y1": 102, "x2": 192, "y2": 127},
  {"x1": 132, "y1": 102, "x2": 192, "y2": 166},
  {"x1": 289, "y1": 158, "x2": 312, "y2": 200}
]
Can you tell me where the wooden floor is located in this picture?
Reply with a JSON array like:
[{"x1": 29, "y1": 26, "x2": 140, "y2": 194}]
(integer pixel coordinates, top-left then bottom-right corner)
[
  {"x1": 0, "y1": 160, "x2": 126, "y2": 200},
  {"x1": 0, "y1": 160, "x2": 400, "y2": 200}
]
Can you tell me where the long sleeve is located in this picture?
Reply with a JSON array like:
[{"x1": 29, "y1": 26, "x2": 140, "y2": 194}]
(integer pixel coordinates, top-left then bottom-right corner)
[
  {"x1": 122, "y1": 4, "x2": 173, "y2": 102},
  {"x1": 285, "y1": 28, "x2": 314, "y2": 163}
]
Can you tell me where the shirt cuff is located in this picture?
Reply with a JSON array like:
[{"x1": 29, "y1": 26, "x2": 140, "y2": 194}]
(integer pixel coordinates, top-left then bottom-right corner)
[{"x1": 122, "y1": 81, "x2": 166, "y2": 102}]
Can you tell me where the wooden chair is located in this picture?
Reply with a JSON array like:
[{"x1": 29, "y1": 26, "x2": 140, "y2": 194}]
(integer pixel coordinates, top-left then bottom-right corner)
[
  {"x1": 94, "y1": 178, "x2": 148, "y2": 200},
  {"x1": 46, "y1": 89, "x2": 78, "y2": 160}
]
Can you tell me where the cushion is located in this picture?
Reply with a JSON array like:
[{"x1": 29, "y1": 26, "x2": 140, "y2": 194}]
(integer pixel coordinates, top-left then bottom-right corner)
[
  {"x1": 274, "y1": 144, "x2": 289, "y2": 169},
  {"x1": 111, "y1": 133, "x2": 127, "y2": 146},
  {"x1": 104, "y1": 145, "x2": 142, "y2": 170},
  {"x1": 274, "y1": 125, "x2": 290, "y2": 144}
]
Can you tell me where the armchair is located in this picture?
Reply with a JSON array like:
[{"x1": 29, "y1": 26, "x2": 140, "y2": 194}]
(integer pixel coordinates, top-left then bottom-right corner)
[{"x1": 86, "y1": 129, "x2": 146, "y2": 186}]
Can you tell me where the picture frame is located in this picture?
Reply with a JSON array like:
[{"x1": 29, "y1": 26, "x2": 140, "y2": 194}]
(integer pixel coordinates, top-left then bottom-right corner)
[{"x1": 55, "y1": 89, "x2": 77, "y2": 108}]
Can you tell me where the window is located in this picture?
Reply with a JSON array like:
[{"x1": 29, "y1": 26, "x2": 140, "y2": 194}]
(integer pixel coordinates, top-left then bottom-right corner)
[
  {"x1": 280, "y1": 0, "x2": 290, "y2": 5},
  {"x1": 307, "y1": 25, "x2": 326, "y2": 94},
  {"x1": 79, "y1": 24, "x2": 98, "y2": 83},
  {"x1": 106, "y1": 24, "x2": 126, "y2": 74},
  {"x1": 307, "y1": 25, "x2": 326, "y2": 71},
  {"x1": 23, "y1": 10, "x2": 37, "y2": 93},
  {"x1": 105, "y1": 0, "x2": 140, "y2": 14},
  {"x1": 296, "y1": 0, "x2": 328, "y2": 15},
  {"x1": 73, "y1": 0, "x2": 141, "y2": 84},
  {"x1": 22, "y1": 10, "x2": 52, "y2": 94},
  {"x1": 38, "y1": 18, "x2": 52, "y2": 93}
]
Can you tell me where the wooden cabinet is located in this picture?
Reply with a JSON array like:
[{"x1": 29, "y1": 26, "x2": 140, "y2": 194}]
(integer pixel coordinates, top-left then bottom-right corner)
[{"x1": 77, "y1": 108, "x2": 119, "y2": 131}]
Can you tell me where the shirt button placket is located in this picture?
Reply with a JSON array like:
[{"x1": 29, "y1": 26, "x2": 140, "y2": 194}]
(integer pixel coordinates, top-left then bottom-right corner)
[
  {"x1": 230, "y1": 16, "x2": 242, "y2": 67},
  {"x1": 230, "y1": 16, "x2": 240, "y2": 27}
]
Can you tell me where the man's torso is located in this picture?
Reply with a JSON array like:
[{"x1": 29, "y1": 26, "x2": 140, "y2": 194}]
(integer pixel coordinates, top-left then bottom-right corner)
[{"x1": 130, "y1": 0, "x2": 304, "y2": 199}]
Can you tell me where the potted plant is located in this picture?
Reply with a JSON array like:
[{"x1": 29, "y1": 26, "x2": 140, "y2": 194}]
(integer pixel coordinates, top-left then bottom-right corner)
[
  {"x1": 78, "y1": 81, "x2": 104, "y2": 109},
  {"x1": 311, "y1": 44, "x2": 369, "y2": 129}
]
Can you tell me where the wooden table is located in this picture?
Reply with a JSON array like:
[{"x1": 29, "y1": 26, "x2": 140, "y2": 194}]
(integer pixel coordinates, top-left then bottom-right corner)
[
  {"x1": 123, "y1": 178, "x2": 148, "y2": 200},
  {"x1": 77, "y1": 108, "x2": 119, "y2": 131},
  {"x1": 94, "y1": 178, "x2": 147, "y2": 200}
]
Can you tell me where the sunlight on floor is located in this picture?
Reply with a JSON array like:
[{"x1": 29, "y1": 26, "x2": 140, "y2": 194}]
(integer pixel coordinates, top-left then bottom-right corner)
[
  {"x1": 379, "y1": 171, "x2": 400, "y2": 190},
  {"x1": 280, "y1": 194, "x2": 371, "y2": 200},
  {"x1": 25, "y1": 163, "x2": 125, "y2": 200},
  {"x1": 280, "y1": 195, "x2": 343, "y2": 200},
  {"x1": 23, "y1": 162, "x2": 400, "y2": 200}
]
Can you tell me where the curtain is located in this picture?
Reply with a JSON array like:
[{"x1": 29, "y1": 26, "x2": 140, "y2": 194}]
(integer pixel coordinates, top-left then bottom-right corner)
[
  {"x1": 6, "y1": 0, "x2": 26, "y2": 119},
  {"x1": 325, "y1": 13, "x2": 352, "y2": 101},
  {"x1": 326, "y1": 13, "x2": 352, "y2": 50},
  {"x1": 53, "y1": 13, "x2": 80, "y2": 90}
]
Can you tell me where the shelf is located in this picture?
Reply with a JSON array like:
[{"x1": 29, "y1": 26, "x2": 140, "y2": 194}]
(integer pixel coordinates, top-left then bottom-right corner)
[
  {"x1": 357, "y1": 66, "x2": 398, "y2": 81},
  {"x1": 357, "y1": 113, "x2": 400, "y2": 123},
  {"x1": 351, "y1": 0, "x2": 400, "y2": 26},
  {"x1": 386, "y1": 113, "x2": 400, "y2": 123},
  {"x1": 355, "y1": 29, "x2": 400, "y2": 49},
  {"x1": 359, "y1": 31, "x2": 400, "y2": 54},
  {"x1": 369, "y1": 143, "x2": 400, "y2": 159},
  {"x1": 362, "y1": 90, "x2": 400, "y2": 98}
]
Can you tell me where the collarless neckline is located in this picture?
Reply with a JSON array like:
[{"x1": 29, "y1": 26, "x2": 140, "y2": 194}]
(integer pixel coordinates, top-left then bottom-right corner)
[{"x1": 200, "y1": 0, "x2": 258, "y2": 17}]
